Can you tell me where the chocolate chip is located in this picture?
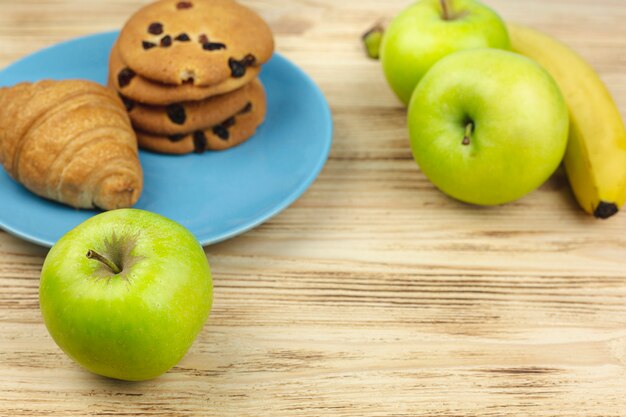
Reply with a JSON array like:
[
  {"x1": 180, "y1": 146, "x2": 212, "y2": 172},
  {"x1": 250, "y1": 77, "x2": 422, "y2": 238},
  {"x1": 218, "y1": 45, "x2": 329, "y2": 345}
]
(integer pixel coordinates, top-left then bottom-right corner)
[
  {"x1": 160, "y1": 35, "x2": 172, "y2": 47},
  {"x1": 198, "y1": 34, "x2": 209, "y2": 44},
  {"x1": 229, "y1": 58, "x2": 246, "y2": 78},
  {"x1": 239, "y1": 101, "x2": 253, "y2": 114},
  {"x1": 175, "y1": 33, "x2": 190, "y2": 42},
  {"x1": 229, "y1": 55, "x2": 256, "y2": 78},
  {"x1": 148, "y1": 22, "x2": 163, "y2": 35},
  {"x1": 243, "y1": 54, "x2": 256, "y2": 66},
  {"x1": 142, "y1": 41, "x2": 157, "y2": 50},
  {"x1": 193, "y1": 131, "x2": 207, "y2": 153},
  {"x1": 168, "y1": 134, "x2": 185, "y2": 142},
  {"x1": 118, "y1": 94, "x2": 135, "y2": 112},
  {"x1": 177, "y1": 1, "x2": 193, "y2": 9},
  {"x1": 166, "y1": 104, "x2": 186, "y2": 125},
  {"x1": 213, "y1": 125, "x2": 230, "y2": 140},
  {"x1": 203, "y1": 42, "x2": 226, "y2": 51},
  {"x1": 117, "y1": 68, "x2": 136, "y2": 88},
  {"x1": 221, "y1": 117, "x2": 236, "y2": 128}
]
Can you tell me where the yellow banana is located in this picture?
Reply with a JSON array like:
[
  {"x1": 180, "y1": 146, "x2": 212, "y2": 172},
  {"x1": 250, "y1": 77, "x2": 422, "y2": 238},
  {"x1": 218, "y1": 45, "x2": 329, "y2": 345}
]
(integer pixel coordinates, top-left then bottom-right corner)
[{"x1": 508, "y1": 23, "x2": 626, "y2": 219}]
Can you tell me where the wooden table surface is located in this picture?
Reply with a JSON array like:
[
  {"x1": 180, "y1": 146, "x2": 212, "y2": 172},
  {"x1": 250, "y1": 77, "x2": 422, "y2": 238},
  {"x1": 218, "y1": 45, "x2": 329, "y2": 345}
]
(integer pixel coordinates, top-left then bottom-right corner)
[{"x1": 2, "y1": 0, "x2": 626, "y2": 415}]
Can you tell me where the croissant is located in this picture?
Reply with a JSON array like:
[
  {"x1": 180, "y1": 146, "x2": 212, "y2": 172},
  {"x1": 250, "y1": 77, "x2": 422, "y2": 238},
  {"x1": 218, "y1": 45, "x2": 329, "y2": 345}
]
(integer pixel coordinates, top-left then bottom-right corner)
[{"x1": 0, "y1": 80, "x2": 143, "y2": 210}]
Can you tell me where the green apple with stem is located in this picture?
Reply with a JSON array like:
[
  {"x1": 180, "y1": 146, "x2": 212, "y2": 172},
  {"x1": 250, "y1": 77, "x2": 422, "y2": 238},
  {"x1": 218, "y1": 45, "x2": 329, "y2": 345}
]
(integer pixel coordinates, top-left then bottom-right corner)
[
  {"x1": 39, "y1": 209, "x2": 212, "y2": 381},
  {"x1": 408, "y1": 48, "x2": 569, "y2": 205},
  {"x1": 381, "y1": 0, "x2": 510, "y2": 105}
]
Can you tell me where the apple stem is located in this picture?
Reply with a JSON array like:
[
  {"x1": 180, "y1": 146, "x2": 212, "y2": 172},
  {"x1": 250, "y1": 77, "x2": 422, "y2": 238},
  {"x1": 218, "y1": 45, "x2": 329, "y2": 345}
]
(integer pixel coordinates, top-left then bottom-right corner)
[
  {"x1": 86, "y1": 250, "x2": 122, "y2": 274},
  {"x1": 462, "y1": 122, "x2": 473, "y2": 146},
  {"x1": 440, "y1": 0, "x2": 451, "y2": 20}
]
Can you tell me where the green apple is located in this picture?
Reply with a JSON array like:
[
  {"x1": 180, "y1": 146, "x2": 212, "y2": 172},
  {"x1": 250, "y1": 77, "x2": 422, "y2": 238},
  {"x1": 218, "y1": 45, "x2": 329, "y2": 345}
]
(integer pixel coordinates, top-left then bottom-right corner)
[
  {"x1": 381, "y1": 0, "x2": 510, "y2": 105},
  {"x1": 39, "y1": 209, "x2": 212, "y2": 381},
  {"x1": 408, "y1": 48, "x2": 568, "y2": 205}
]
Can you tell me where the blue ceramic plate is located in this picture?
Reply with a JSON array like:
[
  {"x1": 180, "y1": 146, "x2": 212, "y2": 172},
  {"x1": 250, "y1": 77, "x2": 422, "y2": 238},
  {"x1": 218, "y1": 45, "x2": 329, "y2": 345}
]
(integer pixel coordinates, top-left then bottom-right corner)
[{"x1": 0, "y1": 32, "x2": 332, "y2": 247}]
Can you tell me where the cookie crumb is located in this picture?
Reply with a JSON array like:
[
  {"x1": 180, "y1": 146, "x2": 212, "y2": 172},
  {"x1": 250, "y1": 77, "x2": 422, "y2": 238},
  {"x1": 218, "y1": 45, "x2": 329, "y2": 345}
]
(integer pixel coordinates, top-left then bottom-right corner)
[{"x1": 179, "y1": 69, "x2": 196, "y2": 84}]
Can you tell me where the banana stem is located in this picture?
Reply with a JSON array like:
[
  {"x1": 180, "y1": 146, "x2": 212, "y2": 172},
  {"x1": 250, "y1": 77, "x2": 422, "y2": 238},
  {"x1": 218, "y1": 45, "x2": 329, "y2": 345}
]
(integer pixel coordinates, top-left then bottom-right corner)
[{"x1": 462, "y1": 122, "x2": 473, "y2": 145}]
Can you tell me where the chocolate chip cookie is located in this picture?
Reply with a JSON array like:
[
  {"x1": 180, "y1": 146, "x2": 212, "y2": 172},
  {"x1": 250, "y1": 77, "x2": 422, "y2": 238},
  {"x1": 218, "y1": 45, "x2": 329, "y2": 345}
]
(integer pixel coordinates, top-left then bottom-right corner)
[
  {"x1": 108, "y1": 40, "x2": 260, "y2": 105},
  {"x1": 117, "y1": 0, "x2": 274, "y2": 86},
  {"x1": 136, "y1": 81, "x2": 266, "y2": 153},
  {"x1": 126, "y1": 79, "x2": 263, "y2": 135}
]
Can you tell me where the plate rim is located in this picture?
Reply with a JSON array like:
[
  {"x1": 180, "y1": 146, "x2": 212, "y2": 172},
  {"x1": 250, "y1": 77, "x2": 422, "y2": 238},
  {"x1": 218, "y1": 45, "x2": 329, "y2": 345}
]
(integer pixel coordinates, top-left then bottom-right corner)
[{"x1": 0, "y1": 31, "x2": 333, "y2": 248}]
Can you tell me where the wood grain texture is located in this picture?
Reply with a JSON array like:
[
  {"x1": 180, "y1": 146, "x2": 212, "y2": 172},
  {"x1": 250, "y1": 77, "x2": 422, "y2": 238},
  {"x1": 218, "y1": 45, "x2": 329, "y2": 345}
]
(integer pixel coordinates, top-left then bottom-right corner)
[{"x1": 2, "y1": 0, "x2": 626, "y2": 415}]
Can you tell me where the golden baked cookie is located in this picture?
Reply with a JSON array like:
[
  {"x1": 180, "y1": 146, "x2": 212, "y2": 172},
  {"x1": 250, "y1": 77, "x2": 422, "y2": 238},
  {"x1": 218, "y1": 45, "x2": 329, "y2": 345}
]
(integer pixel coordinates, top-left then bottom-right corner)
[
  {"x1": 136, "y1": 83, "x2": 266, "y2": 153},
  {"x1": 117, "y1": 0, "x2": 274, "y2": 86},
  {"x1": 0, "y1": 80, "x2": 143, "y2": 210},
  {"x1": 108, "y1": 39, "x2": 260, "y2": 105},
  {"x1": 126, "y1": 79, "x2": 263, "y2": 136}
]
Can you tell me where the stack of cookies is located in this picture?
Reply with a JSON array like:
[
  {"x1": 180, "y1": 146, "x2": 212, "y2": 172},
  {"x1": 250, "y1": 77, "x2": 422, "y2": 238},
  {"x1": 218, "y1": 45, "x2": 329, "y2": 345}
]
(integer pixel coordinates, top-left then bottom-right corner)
[{"x1": 108, "y1": 0, "x2": 274, "y2": 154}]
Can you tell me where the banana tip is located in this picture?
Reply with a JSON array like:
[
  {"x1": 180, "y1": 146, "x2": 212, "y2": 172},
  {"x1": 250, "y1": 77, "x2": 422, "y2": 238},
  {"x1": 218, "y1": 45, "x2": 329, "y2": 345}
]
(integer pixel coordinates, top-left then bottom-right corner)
[{"x1": 594, "y1": 202, "x2": 619, "y2": 219}]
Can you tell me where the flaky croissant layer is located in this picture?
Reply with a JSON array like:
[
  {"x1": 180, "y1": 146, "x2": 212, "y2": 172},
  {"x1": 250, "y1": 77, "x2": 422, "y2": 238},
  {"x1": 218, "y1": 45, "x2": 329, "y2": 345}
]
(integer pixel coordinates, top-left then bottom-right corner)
[{"x1": 0, "y1": 80, "x2": 143, "y2": 210}]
